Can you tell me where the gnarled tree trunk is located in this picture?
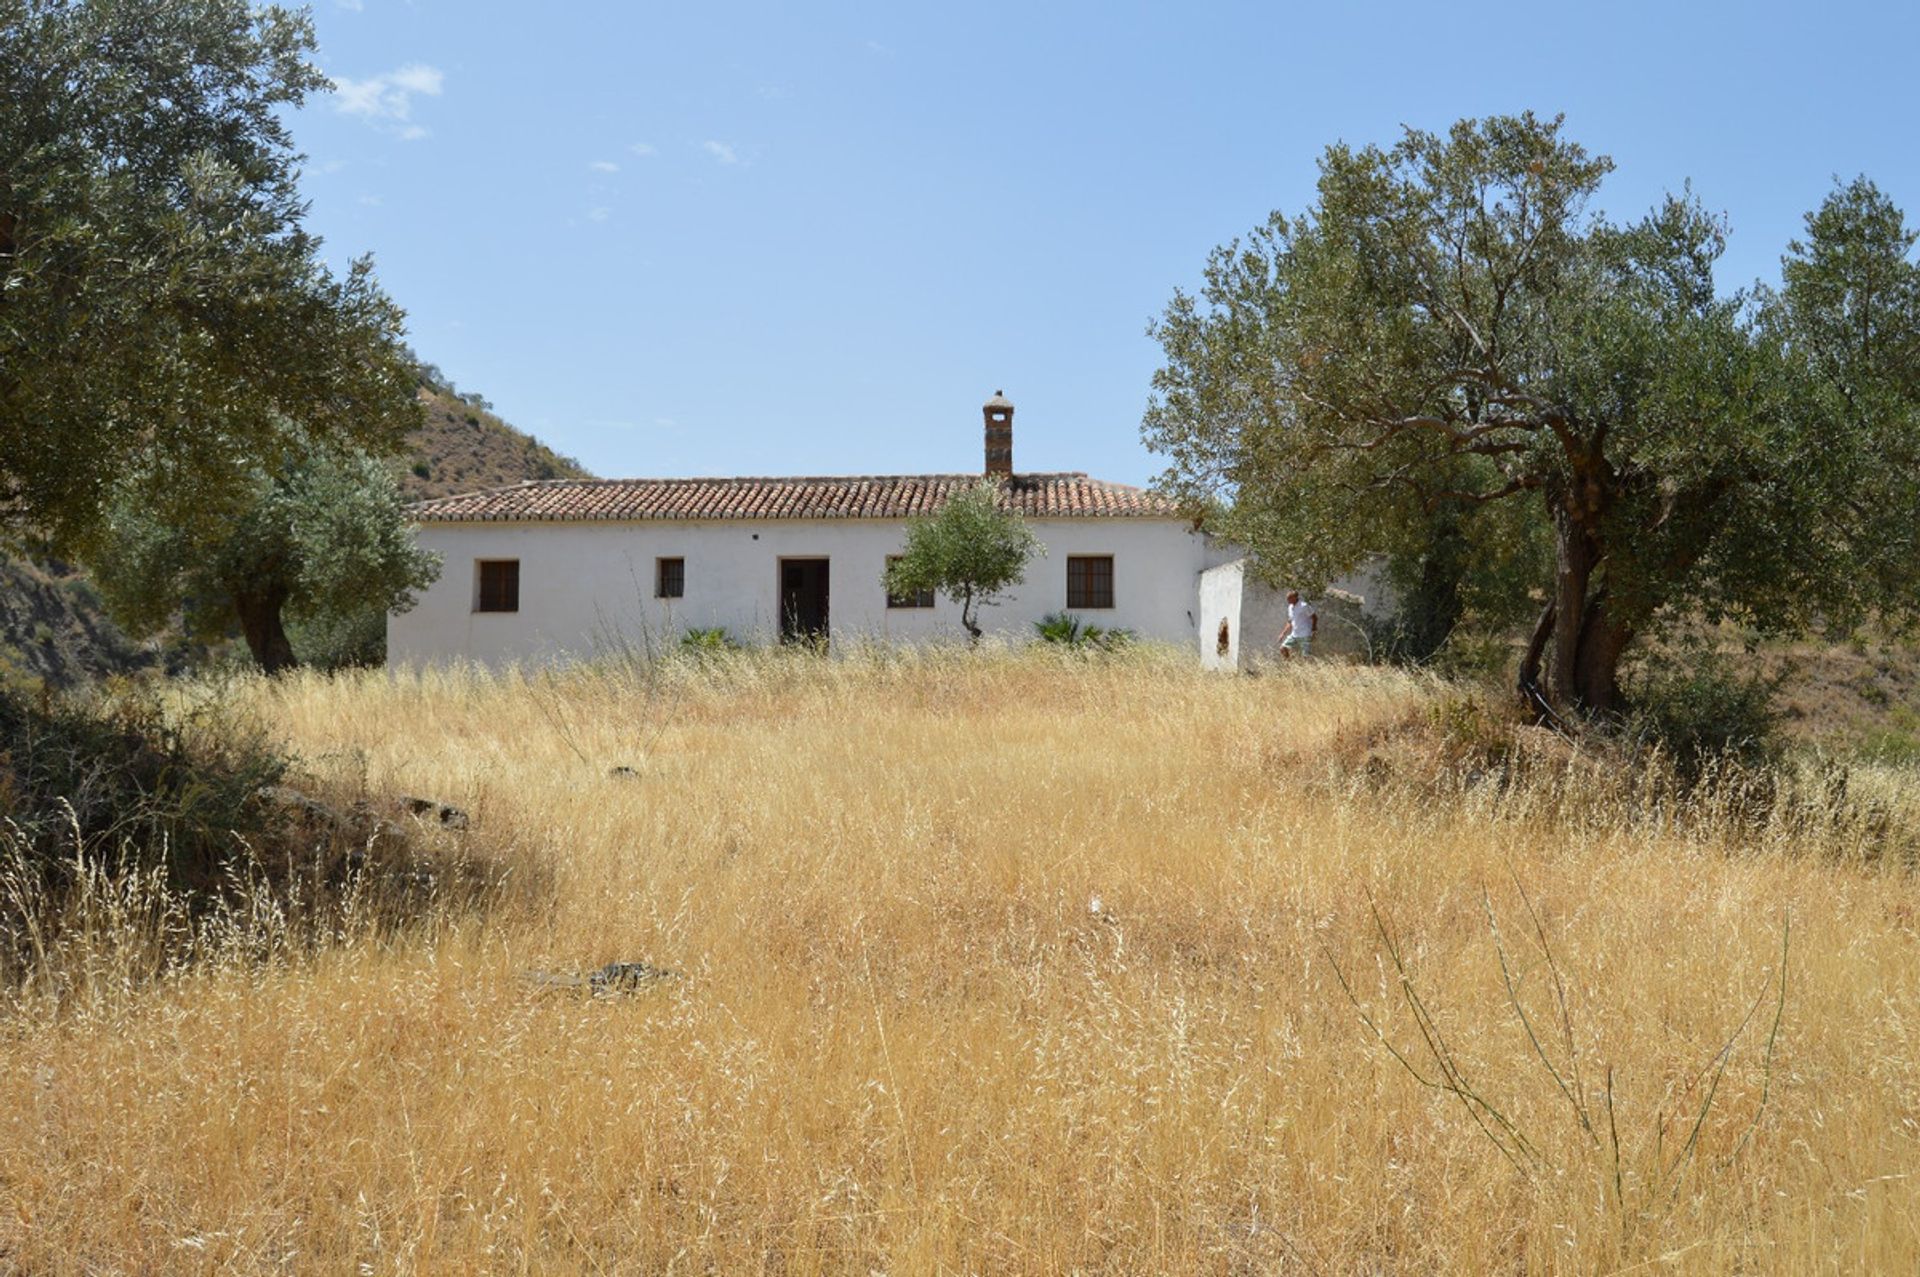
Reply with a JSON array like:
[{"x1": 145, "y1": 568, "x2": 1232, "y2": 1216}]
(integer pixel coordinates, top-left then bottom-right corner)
[
  {"x1": 1535, "y1": 471, "x2": 1633, "y2": 718},
  {"x1": 233, "y1": 584, "x2": 298, "y2": 674},
  {"x1": 1517, "y1": 601, "x2": 1556, "y2": 704},
  {"x1": 1569, "y1": 593, "x2": 1633, "y2": 715}
]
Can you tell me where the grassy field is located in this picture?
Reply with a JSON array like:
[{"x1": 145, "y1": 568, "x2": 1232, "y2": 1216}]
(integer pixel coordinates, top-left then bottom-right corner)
[{"x1": 3, "y1": 650, "x2": 1918, "y2": 1272}]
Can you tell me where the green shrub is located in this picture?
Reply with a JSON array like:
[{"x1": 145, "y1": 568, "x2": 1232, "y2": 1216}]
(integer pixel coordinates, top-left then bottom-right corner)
[
  {"x1": 1430, "y1": 631, "x2": 1514, "y2": 682},
  {"x1": 289, "y1": 604, "x2": 388, "y2": 672},
  {"x1": 56, "y1": 574, "x2": 103, "y2": 611},
  {"x1": 1858, "y1": 726, "x2": 1920, "y2": 767},
  {"x1": 0, "y1": 683, "x2": 515, "y2": 985},
  {"x1": 680, "y1": 626, "x2": 741, "y2": 656},
  {"x1": 1033, "y1": 612, "x2": 1136, "y2": 652},
  {"x1": 1625, "y1": 656, "x2": 1781, "y2": 782},
  {"x1": 0, "y1": 684, "x2": 289, "y2": 896}
]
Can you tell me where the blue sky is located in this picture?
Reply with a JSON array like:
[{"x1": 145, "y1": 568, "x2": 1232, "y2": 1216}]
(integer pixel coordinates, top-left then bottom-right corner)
[{"x1": 294, "y1": 1, "x2": 1920, "y2": 487}]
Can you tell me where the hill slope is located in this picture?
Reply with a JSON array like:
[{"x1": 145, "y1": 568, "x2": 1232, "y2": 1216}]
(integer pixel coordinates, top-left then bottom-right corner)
[
  {"x1": 401, "y1": 390, "x2": 593, "y2": 500},
  {"x1": 0, "y1": 553, "x2": 162, "y2": 688}
]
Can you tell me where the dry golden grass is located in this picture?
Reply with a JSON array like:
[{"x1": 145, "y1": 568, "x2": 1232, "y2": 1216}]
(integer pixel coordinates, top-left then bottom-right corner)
[{"x1": 3, "y1": 649, "x2": 1919, "y2": 1273}]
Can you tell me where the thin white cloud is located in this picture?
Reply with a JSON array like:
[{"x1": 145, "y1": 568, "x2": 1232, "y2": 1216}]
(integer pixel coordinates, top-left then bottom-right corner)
[
  {"x1": 334, "y1": 0, "x2": 364, "y2": 10},
  {"x1": 628, "y1": 142, "x2": 657, "y2": 157},
  {"x1": 357, "y1": 193, "x2": 383, "y2": 206},
  {"x1": 331, "y1": 62, "x2": 445, "y2": 137},
  {"x1": 330, "y1": 79, "x2": 386, "y2": 118},
  {"x1": 586, "y1": 206, "x2": 612, "y2": 222},
  {"x1": 387, "y1": 64, "x2": 444, "y2": 95},
  {"x1": 589, "y1": 160, "x2": 619, "y2": 174},
  {"x1": 702, "y1": 140, "x2": 739, "y2": 165}
]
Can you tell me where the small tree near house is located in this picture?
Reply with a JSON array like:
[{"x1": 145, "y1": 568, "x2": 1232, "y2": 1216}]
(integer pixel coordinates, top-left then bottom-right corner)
[{"x1": 885, "y1": 483, "x2": 1040, "y2": 643}]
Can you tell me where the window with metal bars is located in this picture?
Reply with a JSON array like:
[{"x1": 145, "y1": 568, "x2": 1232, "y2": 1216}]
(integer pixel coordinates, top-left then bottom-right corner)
[
  {"x1": 1066, "y1": 555, "x2": 1114, "y2": 609},
  {"x1": 475, "y1": 559, "x2": 519, "y2": 613},
  {"x1": 657, "y1": 557, "x2": 685, "y2": 599},
  {"x1": 884, "y1": 556, "x2": 934, "y2": 608}
]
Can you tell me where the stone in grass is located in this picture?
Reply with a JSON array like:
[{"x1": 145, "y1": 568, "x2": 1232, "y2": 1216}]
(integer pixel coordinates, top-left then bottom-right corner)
[
  {"x1": 522, "y1": 960, "x2": 681, "y2": 996},
  {"x1": 608, "y1": 765, "x2": 640, "y2": 780},
  {"x1": 259, "y1": 784, "x2": 405, "y2": 847},
  {"x1": 590, "y1": 960, "x2": 680, "y2": 991},
  {"x1": 397, "y1": 794, "x2": 469, "y2": 830}
]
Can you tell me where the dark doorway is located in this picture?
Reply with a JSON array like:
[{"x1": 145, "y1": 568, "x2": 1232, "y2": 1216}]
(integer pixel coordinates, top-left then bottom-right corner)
[{"x1": 779, "y1": 558, "x2": 829, "y2": 643}]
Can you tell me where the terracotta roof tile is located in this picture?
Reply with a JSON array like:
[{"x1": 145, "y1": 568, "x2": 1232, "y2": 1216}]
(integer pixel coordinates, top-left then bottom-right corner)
[{"x1": 408, "y1": 473, "x2": 1182, "y2": 523}]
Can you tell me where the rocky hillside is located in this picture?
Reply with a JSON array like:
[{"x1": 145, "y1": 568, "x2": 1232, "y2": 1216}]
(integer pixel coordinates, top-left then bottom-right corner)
[
  {"x1": 401, "y1": 389, "x2": 593, "y2": 500},
  {"x1": 0, "y1": 553, "x2": 164, "y2": 689}
]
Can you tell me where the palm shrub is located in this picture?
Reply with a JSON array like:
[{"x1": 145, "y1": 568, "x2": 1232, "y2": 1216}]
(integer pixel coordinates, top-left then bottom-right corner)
[
  {"x1": 680, "y1": 626, "x2": 741, "y2": 656},
  {"x1": 1034, "y1": 612, "x2": 1136, "y2": 652}
]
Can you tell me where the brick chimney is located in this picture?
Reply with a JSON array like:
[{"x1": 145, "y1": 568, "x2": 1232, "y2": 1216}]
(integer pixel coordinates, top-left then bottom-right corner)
[{"x1": 983, "y1": 389, "x2": 1014, "y2": 476}]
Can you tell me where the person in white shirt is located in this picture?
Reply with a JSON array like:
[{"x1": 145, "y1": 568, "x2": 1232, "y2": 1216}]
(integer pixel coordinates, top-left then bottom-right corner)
[{"x1": 1278, "y1": 591, "x2": 1316, "y2": 659}]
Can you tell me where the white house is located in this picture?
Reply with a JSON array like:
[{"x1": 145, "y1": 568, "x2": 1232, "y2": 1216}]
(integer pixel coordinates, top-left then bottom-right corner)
[{"x1": 388, "y1": 392, "x2": 1235, "y2": 667}]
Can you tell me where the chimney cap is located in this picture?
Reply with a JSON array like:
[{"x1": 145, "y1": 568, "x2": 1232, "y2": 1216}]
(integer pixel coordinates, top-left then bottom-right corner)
[{"x1": 983, "y1": 389, "x2": 1014, "y2": 411}]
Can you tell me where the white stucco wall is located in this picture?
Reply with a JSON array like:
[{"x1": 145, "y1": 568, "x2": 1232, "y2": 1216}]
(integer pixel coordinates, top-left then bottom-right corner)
[
  {"x1": 1197, "y1": 560, "x2": 1243, "y2": 672},
  {"x1": 387, "y1": 517, "x2": 1211, "y2": 667}
]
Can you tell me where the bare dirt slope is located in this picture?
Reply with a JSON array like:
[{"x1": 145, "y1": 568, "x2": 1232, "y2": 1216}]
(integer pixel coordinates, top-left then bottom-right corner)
[{"x1": 399, "y1": 389, "x2": 593, "y2": 500}]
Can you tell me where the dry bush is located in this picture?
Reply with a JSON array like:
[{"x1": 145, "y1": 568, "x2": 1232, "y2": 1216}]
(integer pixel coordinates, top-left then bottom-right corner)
[
  {"x1": 0, "y1": 682, "x2": 527, "y2": 1006},
  {"x1": 1, "y1": 650, "x2": 1917, "y2": 1272},
  {"x1": 1315, "y1": 680, "x2": 1920, "y2": 869}
]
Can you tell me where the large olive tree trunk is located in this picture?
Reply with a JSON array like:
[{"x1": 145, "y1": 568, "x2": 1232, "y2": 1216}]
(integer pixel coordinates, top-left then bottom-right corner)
[
  {"x1": 233, "y1": 584, "x2": 298, "y2": 675},
  {"x1": 1522, "y1": 474, "x2": 1633, "y2": 718}
]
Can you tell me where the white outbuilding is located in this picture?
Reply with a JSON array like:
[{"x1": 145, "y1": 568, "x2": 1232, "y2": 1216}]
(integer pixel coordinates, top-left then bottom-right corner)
[{"x1": 384, "y1": 391, "x2": 1384, "y2": 668}]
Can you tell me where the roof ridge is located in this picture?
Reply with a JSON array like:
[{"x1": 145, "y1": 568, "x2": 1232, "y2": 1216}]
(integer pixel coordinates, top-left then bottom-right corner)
[
  {"x1": 422, "y1": 471, "x2": 1104, "y2": 488},
  {"x1": 406, "y1": 472, "x2": 1179, "y2": 522},
  {"x1": 410, "y1": 477, "x2": 549, "y2": 504}
]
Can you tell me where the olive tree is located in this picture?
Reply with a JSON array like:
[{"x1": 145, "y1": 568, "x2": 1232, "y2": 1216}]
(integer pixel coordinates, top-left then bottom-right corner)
[
  {"x1": 1144, "y1": 113, "x2": 1920, "y2": 714},
  {"x1": 91, "y1": 439, "x2": 439, "y2": 673},
  {"x1": 884, "y1": 483, "x2": 1040, "y2": 643},
  {"x1": 0, "y1": 0, "x2": 420, "y2": 552}
]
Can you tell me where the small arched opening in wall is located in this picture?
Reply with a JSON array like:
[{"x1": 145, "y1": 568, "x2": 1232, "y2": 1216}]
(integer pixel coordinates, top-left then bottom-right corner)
[{"x1": 1216, "y1": 617, "x2": 1231, "y2": 658}]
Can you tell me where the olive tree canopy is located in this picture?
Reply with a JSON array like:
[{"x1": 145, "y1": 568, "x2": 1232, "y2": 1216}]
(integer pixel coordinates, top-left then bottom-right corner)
[
  {"x1": 1144, "y1": 113, "x2": 1920, "y2": 714},
  {"x1": 0, "y1": 0, "x2": 421, "y2": 550}
]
